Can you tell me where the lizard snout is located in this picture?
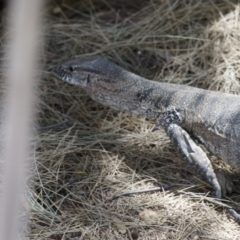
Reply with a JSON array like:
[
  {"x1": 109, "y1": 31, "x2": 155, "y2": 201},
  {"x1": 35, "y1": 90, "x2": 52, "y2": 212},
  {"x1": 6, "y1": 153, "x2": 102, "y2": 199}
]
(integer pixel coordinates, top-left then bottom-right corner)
[
  {"x1": 52, "y1": 64, "x2": 71, "y2": 82},
  {"x1": 52, "y1": 63, "x2": 88, "y2": 86}
]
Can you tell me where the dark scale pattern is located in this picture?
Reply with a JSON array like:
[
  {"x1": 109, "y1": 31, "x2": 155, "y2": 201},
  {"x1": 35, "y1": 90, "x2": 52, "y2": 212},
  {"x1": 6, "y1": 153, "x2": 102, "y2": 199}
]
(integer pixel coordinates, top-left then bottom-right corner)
[
  {"x1": 136, "y1": 88, "x2": 154, "y2": 102},
  {"x1": 156, "y1": 107, "x2": 182, "y2": 129}
]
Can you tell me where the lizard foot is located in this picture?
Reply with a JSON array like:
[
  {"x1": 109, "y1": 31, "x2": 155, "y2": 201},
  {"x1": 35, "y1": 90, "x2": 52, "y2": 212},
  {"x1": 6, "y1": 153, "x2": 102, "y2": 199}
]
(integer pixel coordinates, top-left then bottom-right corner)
[
  {"x1": 228, "y1": 209, "x2": 240, "y2": 222},
  {"x1": 215, "y1": 169, "x2": 234, "y2": 196}
]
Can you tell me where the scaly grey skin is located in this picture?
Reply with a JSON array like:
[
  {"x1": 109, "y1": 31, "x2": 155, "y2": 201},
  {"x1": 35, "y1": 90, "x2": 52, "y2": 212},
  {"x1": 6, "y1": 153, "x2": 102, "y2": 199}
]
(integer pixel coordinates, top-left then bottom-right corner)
[{"x1": 52, "y1": 56, "x2": 240, "y2": 220}]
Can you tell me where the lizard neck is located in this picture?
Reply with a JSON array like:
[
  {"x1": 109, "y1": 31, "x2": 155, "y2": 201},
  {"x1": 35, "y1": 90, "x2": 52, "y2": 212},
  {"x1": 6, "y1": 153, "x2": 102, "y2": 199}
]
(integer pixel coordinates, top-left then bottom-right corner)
[{"x1": 86, "y1": 70, "x2": 182, "y2": 121}]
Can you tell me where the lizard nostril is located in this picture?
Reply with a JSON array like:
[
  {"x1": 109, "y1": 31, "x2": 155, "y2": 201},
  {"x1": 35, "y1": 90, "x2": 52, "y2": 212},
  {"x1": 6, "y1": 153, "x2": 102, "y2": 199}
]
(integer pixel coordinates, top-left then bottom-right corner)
[{"x1": 69, "y1": 66, "x2": 74, "y2": 72}]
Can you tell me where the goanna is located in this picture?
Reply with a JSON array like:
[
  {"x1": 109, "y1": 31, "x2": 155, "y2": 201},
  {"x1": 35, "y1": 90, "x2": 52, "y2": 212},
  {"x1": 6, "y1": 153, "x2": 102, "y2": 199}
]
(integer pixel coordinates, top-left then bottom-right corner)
[{"x1": 53, "y1": 56, "x2": 240, "y2": 218}]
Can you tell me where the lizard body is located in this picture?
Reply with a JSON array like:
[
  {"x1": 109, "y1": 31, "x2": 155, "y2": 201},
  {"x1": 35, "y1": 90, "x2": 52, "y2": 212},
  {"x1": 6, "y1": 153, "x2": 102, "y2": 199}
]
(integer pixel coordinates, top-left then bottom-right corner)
[{"x1": 52, "y1": 56, "x2": 239, "y2": 201}]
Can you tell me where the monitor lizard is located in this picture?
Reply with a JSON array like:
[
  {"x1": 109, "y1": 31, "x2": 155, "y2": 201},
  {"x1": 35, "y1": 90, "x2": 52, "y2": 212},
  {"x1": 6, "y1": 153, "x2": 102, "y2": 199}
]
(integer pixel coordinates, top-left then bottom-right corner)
[{"x1": 52, "y1": 55, "x2": 240, "y2": 221}]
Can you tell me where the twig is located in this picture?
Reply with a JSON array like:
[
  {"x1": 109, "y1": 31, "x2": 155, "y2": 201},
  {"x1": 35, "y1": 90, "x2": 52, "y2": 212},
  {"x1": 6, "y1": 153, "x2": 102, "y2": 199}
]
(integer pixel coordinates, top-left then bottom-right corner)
[{"x1": 112, "y1": 185, "x2": 176, "y2": 200}]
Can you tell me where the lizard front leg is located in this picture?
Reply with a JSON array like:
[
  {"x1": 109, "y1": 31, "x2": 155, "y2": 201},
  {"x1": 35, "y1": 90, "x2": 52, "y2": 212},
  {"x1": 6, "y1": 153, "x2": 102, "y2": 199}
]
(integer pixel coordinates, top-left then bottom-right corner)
[{"x1": 155, "y1": 108, "x2": 222, "y2": 199}]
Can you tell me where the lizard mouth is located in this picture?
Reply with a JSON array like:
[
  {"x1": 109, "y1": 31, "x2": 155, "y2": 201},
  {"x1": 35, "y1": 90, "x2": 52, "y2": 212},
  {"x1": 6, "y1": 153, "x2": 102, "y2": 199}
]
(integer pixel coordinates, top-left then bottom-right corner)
[
  {"x1": 52, "y1": 65, "x2": 87, "y2": 85},
  {"x1": 52, "y1": 65, "x2": 75, "y2": 84}
]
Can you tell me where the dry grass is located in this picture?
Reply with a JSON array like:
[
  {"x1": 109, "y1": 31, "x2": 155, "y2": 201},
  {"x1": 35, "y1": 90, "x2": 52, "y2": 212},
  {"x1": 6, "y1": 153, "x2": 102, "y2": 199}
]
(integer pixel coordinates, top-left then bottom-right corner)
[{"x1": 8, "y1": 0, "x2": 240, "y2": 239}]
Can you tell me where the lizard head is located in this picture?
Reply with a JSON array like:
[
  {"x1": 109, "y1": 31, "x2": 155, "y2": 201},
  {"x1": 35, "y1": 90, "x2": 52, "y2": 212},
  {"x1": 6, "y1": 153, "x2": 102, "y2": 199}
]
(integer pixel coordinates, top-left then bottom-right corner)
[
  {"x1": 52, "y1": 56, "x2": 123, "y2": 88},
  {"x1": 52, "y1": 55, "x2": 139, "y2": 109}
]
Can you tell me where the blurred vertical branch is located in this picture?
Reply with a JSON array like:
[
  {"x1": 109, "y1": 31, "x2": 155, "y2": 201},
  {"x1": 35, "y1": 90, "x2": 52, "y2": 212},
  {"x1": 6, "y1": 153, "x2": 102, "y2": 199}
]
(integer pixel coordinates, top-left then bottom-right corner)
[{"x1": 0, "y1": 0, "x2": 44, "y2": 239}]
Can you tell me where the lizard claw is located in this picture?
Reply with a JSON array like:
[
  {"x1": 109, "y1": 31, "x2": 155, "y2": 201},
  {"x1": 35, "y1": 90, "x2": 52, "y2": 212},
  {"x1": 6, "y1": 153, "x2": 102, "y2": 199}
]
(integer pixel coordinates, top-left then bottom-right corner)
[
  {"x1": 227, "y1": 209, "x2": 240, "y2": 222},
  {"x1": 215, "y1": 169, "x2": 234, "y2": 196}
]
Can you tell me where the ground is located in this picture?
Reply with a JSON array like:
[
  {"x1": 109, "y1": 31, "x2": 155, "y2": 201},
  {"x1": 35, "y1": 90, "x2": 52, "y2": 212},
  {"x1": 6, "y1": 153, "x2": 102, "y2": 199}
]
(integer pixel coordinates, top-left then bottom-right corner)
[{"x1": 10, "y1": 0, "x2": 240, "y2": 239}]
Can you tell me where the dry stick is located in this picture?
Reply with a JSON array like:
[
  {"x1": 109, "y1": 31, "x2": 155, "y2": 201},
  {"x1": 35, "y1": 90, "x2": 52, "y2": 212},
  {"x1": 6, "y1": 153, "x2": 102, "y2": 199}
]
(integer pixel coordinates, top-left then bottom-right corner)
[
  {"x1": 112, "y1": 185, "x2": 176, "y2": 200},
  {"x1": 112, "y1": 185, "x2": 240, "y2": 222}
]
